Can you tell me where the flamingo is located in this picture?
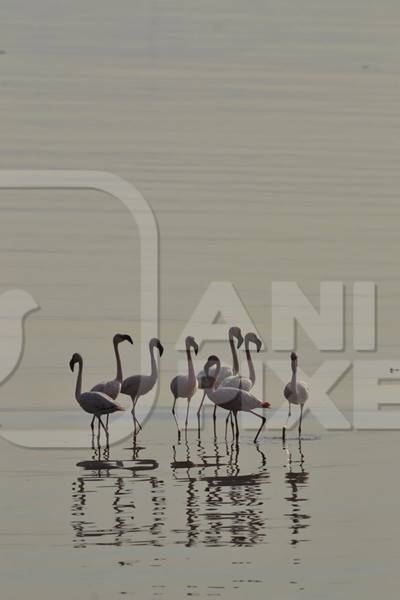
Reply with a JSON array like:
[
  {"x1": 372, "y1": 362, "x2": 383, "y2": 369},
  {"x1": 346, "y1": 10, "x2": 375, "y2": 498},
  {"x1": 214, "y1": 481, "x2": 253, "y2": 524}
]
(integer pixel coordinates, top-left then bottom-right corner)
[
  {"x1": 121, "y1": 337, "x2": 164, "y2": 434},
  {"x1": 69, "y1": 352, "x2": 125, "y2": 445},
  {"x1": 219, "y1": 331, "x2": 262, "y2": 436},
  {"x1": 91, "y1": 333, "x2": 133, "y2": 427},
  {"x1": 196, "y1": 326, "x2": 243, "y2": 428},
  {"x1": 283, "y1": 352, "x2": 309, "y2": 440},
  {"x1": 170, "y1": 336, "x2": 199, "y2": 437},
  {"x1": 203, "y1": 355, "x2": 270, "y2": 443}
]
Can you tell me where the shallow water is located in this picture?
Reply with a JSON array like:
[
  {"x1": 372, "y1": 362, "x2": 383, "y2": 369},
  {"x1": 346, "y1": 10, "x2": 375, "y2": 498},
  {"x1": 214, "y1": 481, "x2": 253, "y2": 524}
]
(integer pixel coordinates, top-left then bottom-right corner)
[{"x1": 1, "y1": 413, "x2": 399, "y2": 599}]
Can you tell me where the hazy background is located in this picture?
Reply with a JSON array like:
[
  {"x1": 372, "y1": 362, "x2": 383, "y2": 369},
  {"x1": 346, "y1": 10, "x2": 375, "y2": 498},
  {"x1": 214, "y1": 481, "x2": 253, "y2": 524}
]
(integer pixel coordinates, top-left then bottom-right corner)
[{"x1": 1, "y1": 1, "x2": 400, "y2": 416}]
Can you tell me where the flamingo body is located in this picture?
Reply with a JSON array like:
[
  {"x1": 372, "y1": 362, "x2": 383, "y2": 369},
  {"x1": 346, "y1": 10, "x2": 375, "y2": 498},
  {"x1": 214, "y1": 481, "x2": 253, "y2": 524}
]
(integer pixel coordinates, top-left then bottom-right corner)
[
  {"x1": 283, "y1": 381, "x2": 308, "y2": 405},
  {"x1": 203, "y1": 355, "x2": 270, "y2": 442},
  {"x1": 70, "y1": 352, "x2": 124, "y2": 445},
  {"x1": 220, "y1": 374, "x2": 252, "y2": 391},
  {"x1": 283, "y1": 352, "x2": 309, "y2": 439},
  {"x1": 196, "y1": 326, "x2": 244, "y2": 430},
  {"x1": 208, "y1": 386, "x2": 269, "y2": 412},
  {"x1": 122, "y1": 373, "x2": 155, "y2": 397},
  {"x1": 91, "y1": 333, "x2": 133, "y2": 400},
  {"x1": 218, "y1": 332, "x2": 262, "y2": 434},
  {"x1": 171, "y1": 336, "x2": 199, "y2": 435},
  {"x1": 170, "y1": 373, "x2": 198, "y2": 400},
  {"x1": 197, "y1": 364, "x2": 232, "y2": 388},
  {"x1": 121, "y1": 338, "x2": 163, "y2": 433},
  {"x1": 78, "y1": 390, "x2": 124, "y2": 416},
  {"x1": 92, "y1": 379, "x2": 121, "y2": 401}
]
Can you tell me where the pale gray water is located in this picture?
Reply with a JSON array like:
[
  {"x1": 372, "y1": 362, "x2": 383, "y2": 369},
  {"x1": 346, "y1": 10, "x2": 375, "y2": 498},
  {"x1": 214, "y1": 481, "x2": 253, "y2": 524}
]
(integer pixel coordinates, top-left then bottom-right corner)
[
  {"x1": 1, "y1": 0, "x2": 400, "y2": 598},
  {"x1": 1, "y1": 415, "x2": 399, "y2": 599}
]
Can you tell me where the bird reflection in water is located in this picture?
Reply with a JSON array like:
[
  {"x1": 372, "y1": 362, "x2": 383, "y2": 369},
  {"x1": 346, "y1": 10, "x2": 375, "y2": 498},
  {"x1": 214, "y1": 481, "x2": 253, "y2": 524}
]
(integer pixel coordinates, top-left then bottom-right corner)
[
  {"x1": 71, "y1": 442, "x2": 165, "y2": 548},
  {"x1": 283, "y1": 439, "x2": 310, "y2": 547},
  {"x1": 171, "y1": 438, "x2": 269, "y2": 547}
]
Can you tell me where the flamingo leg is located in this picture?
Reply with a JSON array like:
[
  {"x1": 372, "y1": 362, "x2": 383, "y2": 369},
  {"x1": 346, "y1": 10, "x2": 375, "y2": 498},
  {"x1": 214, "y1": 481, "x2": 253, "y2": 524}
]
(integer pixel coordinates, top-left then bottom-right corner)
[
  {"x1": 250, "y1": 410, "x2": 266, "y2": 443},
  {"x1": 131, "y1": 396, "x2": 137, "y2": 433},
  {"x1": 97, "y1": 417, "x2": 101, "y2": 444},
  {"x1": 224, "y1": 412, "x2": 230, "y2": 439},
  {"x1": 196, "y1": 392, "x2": 206, "y2": 434},
  {"x1": 98, "y1": 416, "x2": 109, "y2": 443},
  {"x1": 106, "y1": 414, "x2": 109, "y2": 430},
  {"x1": 131, "y1": 410, "x2": 137, "y2": 438},
  {"x1": 230, "y1": 412, "x2": 234, "y2": 438},
  {"x1": 224, "y1": 411, "x2": 234, "y2": 440},
  {"x1": 282, "y1": 403, "x2": 292, "y2": 441},
  {"x1": 196, "y1": 391, "x2": 206, "y2": 417},
  {"x1": 133, "y1": 396, "x2": 143, "y2": 432},
  {"x1": 90, "y1": 416, "x2": 95, "y2": 448},
  {"x1": 299, "y1": 404, "x2": 303, "y2": 438},
  {"x1": 185, "y1": 398, "x2": 191, "y2": 430},
  {"x1": 233, "y1": 411, "x2": 239, "y2": 442},
  {"x1": 130, "y1": 396, "x2": 142, "y2": 435},
  {"x1": 172, "y1": 396, "x2": 181, "y2": 436},
  {"x1": 213, "y1": 404, "x2": 217, "y2": 436}
]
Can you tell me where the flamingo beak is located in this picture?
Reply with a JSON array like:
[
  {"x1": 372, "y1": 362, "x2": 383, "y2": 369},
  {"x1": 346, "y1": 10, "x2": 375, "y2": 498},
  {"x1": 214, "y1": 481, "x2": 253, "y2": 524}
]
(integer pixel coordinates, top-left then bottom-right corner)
[
  {"x1": 237, "y1": 334, "x2": 244, "y2": 349},
  {"x1": 193, "y1": 342, "x2": 199, "y2": 356},
  {"x1": 256, "y1": 339, "x2": 262, "y2": 352},
  {"x1": 158, "y1": 342, "x2": 164, "y2": 356},
  {"x1": 69, "y1": 358, "x2": 75, "y2": 372},
  {"x1": 123, "y1": 334, "x2": 133, "y2": 344}
]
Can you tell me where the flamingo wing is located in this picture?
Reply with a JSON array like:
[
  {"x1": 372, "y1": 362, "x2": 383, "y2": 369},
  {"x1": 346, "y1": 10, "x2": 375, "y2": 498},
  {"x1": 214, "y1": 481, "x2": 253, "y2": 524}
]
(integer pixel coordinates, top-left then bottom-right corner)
[
  {"x1": 238, "y1": 390, "x2": 264, "y2": 411},
  {"x1": 91, "y1": 379, "x2": 121, "y2": 400},
  {"x1": 121, "y1": 374, "x2": 141, "y2": 396},
  {"x1": 197, "y1": 364, "x2": 233, "y2": 387},
  {"x1": 284, "y1": 383, "x2": 293, "y2": 401},
  {"x1": 170, "y1": 374, "x2": 191, "y2": 398},
  {"x1": 79, "y1": 391, "x2": 124, "y2": 415},
  {"x1": 220, "y1": 375, "x2": 252, "y2": 391}
]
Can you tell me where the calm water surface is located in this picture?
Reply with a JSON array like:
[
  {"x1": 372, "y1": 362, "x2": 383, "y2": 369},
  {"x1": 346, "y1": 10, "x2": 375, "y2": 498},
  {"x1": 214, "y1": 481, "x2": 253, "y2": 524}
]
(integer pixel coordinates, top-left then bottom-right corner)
[{"x1": 1, "y1": 413, "x2": 398, "y2": 599}]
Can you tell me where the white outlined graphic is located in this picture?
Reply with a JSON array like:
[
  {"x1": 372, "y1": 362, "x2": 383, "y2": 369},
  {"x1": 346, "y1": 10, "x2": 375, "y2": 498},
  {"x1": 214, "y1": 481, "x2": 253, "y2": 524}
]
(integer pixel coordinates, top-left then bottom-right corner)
[{"x1": 0, "y1": 171, "x2": 158, "y2": 448}]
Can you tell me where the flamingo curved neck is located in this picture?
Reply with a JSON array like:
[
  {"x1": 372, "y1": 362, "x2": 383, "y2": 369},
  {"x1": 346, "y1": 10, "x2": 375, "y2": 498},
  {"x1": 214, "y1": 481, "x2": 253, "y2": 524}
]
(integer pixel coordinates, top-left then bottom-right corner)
[
  {"x1": 245, "y1": 341, "x2": 256, "y2": 386},
  {"x1": 75, "y1": 360, "x2": 83, "y2": 400},
  {"x1": 186, "y1": 345, "x2": 196, "y2": 385},
  {"x1": 114, "y1": 340, "x2": 123, "y2": 383},
  {"x1": 229, "y1": 336, "x2": 239, "y2": 375},
  {"x1": 206, "y1": 364, "x2": 221, "y2": 401},
  {"x1": 149, "y1": 343, "x2": 158, "y2": 381},
  {"x1": 291, "y1": 365, "x2": 297, "y2": 391}
]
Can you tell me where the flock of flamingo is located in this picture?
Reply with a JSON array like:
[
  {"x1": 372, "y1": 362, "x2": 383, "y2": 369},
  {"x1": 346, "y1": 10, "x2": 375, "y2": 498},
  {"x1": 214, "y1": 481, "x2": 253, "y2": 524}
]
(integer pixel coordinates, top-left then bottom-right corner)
[{"x1": 69, "y1": 327, "x2": 309, "y2": 445}]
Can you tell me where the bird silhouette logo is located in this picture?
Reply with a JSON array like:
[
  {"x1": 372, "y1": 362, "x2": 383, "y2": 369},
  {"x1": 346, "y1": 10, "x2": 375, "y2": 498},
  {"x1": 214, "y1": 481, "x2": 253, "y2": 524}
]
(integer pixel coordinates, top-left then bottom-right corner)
[
  {"x1": 0, "y1": 170, "x2": 159, "y2": 448},
  {"x1": 0, "y1": 289, "x2": 38, "y2": 385}
]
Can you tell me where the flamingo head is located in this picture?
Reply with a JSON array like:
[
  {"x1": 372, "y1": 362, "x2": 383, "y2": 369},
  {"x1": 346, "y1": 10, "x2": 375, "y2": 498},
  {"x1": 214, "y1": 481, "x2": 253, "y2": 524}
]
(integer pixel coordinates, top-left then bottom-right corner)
[
  {"x1": 229, "y1": 326, "x2": 243, "y2": 348},
  {"x1": 151, "y1": 338, "x2": 164, "y2": 356},
  {"x1": 69, "y1": 353, "x2": 81, "y2": 372},
  {"x1": 204, "y1": 354, "x2": 221, "y2": 388},
  {"x1": 114, "y1": 333, "x2": 133, "y2": 345},
  {"x1": 186, "y1": 336, "x2": 199, "y2": 355},
  {"x1": 245, "y1": 332, "x2": 262, "y2": 352}
]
